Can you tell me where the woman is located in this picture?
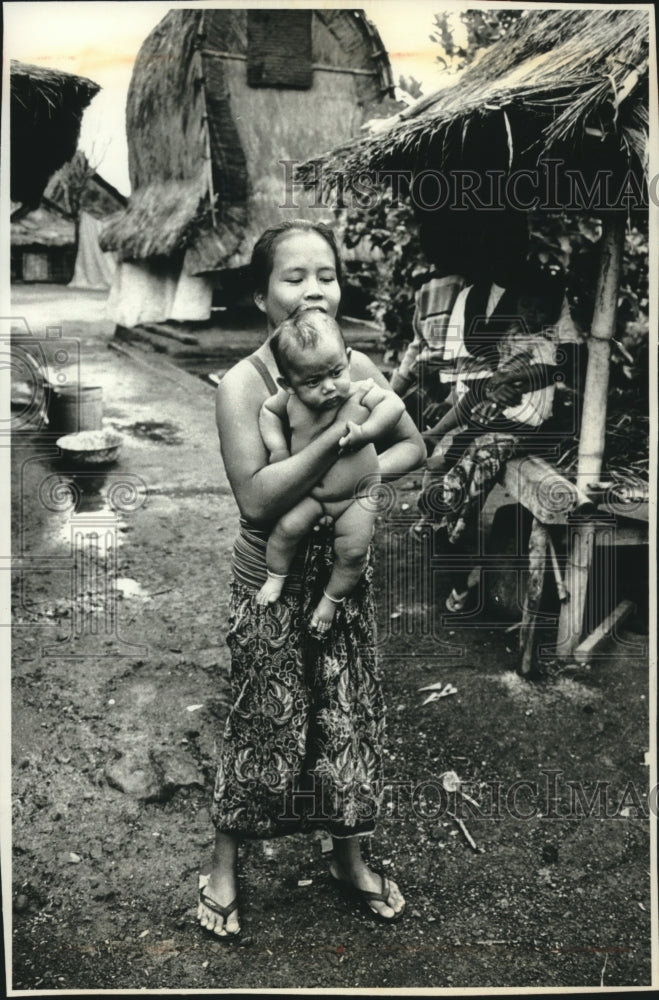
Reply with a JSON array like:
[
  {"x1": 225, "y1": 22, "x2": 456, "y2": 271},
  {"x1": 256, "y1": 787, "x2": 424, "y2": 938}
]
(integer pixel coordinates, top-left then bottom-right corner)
[
  {"x1": 198, "y1": 220, "x2": 426, "y2": 936},
  {"x1": 416, "y1": 259, "x2": 582, "y2": 612}
]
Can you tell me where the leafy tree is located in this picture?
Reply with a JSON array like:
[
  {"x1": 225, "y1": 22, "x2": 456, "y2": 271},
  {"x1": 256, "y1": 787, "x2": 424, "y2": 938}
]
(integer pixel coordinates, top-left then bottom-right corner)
[
  {"x1": 398, "y1": 74, "x2": 424, "y2": 100},
  {"x1": 430, "y1": 8, "x2": 523, "y2": 72},
  {"x1": 47, "y1": 150, "x2": 96, "y2": 220}
]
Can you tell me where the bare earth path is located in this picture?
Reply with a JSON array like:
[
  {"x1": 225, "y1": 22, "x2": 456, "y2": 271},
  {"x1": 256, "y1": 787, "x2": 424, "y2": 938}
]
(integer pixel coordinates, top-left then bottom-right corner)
[{"x1": 7, "y1": 286, "x2": 652, "y2": 991}]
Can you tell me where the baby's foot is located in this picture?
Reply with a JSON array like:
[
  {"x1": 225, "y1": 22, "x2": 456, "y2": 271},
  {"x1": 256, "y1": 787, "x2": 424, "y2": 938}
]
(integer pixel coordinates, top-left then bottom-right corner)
[
  {"x1": 309, "y1": 592, "x2": 341, "y2": 637},
  {"x1": 256, "y1": 573, "x2": 286, "y2": 606}
]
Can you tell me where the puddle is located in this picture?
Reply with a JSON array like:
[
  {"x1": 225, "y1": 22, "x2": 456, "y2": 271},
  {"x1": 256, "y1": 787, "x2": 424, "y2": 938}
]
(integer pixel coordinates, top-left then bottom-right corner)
[
  {"x1": 46, "y1": 471, "x2": 130, "y2": 553},
  {"x1": 116, "y1": 420, "x2": 183, "y2": 445},
  {"x1": 114, "y1": 577, "x2": 151, "y2": 601}
]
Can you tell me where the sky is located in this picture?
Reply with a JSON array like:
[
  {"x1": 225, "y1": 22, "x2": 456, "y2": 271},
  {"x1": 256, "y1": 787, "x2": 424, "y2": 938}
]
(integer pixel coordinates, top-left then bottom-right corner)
[{"x1": 3, "y1": 0, "x2": 469, "y2": 196}]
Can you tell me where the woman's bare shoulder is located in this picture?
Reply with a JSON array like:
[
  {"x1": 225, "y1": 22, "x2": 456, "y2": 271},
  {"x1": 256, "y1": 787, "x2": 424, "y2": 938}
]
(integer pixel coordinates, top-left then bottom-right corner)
[
  {"x1": 349, "y1": 349, "x2": 389, "y2": 387},
  {"x1": 217, "y1": 356, "x2": 270, "y2": 401},
  {"x1": 215, "y1": 356, "x2": 273, "y2": 431},
  {"x1": 218, "y1": 355, "x2": 258, "y2": 389}
]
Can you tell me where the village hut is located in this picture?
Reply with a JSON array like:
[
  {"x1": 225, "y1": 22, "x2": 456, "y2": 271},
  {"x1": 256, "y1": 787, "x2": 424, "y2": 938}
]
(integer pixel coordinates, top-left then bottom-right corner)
[
  {"x1": 11, "y1": 167, "x2": 127, "y2": 287},
  {"x1": 10, "y1": 199, "x2": 76, "y2": 283},
  {"x1": 101, "y1": 7, "x2": 394, "y2": 327},
  {"x1": 300, "y1": 9, "x2": 648, "y2": 197},
  {"x1": 299, "y1": 7, "x2": 651, "y2": 661},
  {"x1": 10, "y1": 60, "x2": 100, "y2": 216}
]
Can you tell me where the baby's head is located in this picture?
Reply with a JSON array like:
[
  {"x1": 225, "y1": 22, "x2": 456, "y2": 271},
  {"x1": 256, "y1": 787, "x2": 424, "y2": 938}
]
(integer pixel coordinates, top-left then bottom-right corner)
[{"x1": 271, "y1": 309, "x2": 352, "y2": 412}]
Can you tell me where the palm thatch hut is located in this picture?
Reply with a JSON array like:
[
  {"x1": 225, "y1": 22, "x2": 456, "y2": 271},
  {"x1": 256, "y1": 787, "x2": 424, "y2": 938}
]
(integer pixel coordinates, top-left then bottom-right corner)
[
  {"x1": 300, "y1": 8, "x2": 648, "y2": 193},
  {"x1": 101, "y1": 7, "x2": 394, "y2": 327},
  {"x1": 11, "y1": 168, "x2": 127, "y2": 287},
  {"x1": 10, "y1": 61, "x2": 100, "y2": 215},
  {"x1": 10, "y1": 200, "x2": 76, "y2": 283},
  {"x1": 300, "y1": 7, "x2": 651, "y2": 659}
]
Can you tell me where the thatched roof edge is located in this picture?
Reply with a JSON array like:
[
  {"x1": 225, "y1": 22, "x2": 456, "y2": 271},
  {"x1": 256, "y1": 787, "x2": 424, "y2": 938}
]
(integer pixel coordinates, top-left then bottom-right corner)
[
  {"x1": 10, "y1": 60, "x2": 101, "y2": 207},
  {"x1": 99, "y1": 180, "x2": 206, "y2": 259},
  {"x1": 298, "y1": 8, "x2": 650, "y2": 187}
]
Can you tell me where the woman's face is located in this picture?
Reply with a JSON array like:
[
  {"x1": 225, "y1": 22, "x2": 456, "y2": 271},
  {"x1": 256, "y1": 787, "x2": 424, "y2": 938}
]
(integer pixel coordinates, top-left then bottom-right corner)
[{"x1": 255, "y1": 230, "x2": 341, "y2": 329}]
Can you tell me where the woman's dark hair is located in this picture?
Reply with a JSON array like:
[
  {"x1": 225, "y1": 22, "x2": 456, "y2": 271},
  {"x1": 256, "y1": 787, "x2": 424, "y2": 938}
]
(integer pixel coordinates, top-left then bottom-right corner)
[{"x1": 250, "y1": 219, "x2": 343, "y2": 295}]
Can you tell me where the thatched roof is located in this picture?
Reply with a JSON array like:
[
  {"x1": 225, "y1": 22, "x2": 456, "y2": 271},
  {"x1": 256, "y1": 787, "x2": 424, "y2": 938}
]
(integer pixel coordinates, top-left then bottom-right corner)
[
  {"x1": 11, "y1": 200, "x2": 75, "y2": 249},
  {"x1": 101, "y1": 8, "x2": 395, "y2": 271},
  {"x1": 101, "y1": 10, "x2": 212, "y2": 262},
  {"x1": 298, "y1": 8, "x2": 649, "y2": 192},
  {"x1": 10, "y1": 60, "x2": 100, "y2": 209}
]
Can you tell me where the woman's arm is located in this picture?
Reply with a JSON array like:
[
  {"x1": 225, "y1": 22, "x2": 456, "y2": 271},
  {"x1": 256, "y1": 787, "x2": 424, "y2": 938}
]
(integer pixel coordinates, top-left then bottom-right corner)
[
  {"x1": 423, "y1": 400, "x2": 466, "y2": 441},
  {"x1": 216, "y1": 362, "x2": 346, "y2": 525},
  {"x1": 349, "y1": 350, "x2": 426, "y2": 476},
  {"x1": 485, "y1": 361, "x2": 557, "y2": 407}
]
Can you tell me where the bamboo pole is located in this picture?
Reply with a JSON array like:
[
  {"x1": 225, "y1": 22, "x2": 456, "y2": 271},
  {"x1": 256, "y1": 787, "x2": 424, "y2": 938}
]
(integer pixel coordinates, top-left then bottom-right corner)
[
  {"x1": 576, "y1": 214, "x2": 626, "y2": 489},
  {"x1": 557, "y1": 213, "x2": 626, "y2": 654},
  {"x1": 519, "y1": 518, "x2": 548, "y2": 676}
]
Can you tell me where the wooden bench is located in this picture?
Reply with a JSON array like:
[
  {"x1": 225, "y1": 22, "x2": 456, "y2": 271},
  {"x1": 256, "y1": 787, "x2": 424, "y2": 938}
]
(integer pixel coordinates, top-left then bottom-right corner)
[{"x1": 498, "y1": 455, "x2": 646, "y2": 672}]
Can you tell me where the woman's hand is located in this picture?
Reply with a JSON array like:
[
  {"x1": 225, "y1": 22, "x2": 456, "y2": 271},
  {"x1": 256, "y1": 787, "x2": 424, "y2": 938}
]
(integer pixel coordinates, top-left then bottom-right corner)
[
  {"x1": 484, "y1": 376, "x2": 528, "y2": 409},
  {"x1": 216, "y1": 360, "x2": 345, "y2": 525}
]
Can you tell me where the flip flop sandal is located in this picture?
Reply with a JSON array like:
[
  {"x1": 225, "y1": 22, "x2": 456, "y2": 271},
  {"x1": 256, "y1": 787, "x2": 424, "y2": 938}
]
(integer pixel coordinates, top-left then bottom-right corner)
[
  {"x1": 331, "y1": 871, "x2": 406, "y2": 924},
  {"x1": 445, "y1": 588, "x2": 469, "y2": 613},
  {"x1": 198, "y1": 874, "x2": 241, "y2": 939}
]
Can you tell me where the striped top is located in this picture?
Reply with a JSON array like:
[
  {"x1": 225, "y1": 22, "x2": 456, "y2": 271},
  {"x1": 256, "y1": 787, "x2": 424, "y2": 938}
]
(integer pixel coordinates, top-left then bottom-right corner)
[{"x1": 231, "y1": 517, "x2": 306, "y2": 592}]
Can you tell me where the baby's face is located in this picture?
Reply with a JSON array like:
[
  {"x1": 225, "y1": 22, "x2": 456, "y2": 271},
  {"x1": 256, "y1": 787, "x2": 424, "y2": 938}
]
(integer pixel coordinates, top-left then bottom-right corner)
[{"x1": 285, "y1": 335, "x2": 352, "y2": 412}]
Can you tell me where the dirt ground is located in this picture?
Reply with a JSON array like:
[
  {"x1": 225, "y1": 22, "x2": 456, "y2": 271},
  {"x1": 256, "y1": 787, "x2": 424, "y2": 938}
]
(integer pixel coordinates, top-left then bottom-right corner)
[{"x1": 7, "y1": 287, "x2": 653, "y2": 992}]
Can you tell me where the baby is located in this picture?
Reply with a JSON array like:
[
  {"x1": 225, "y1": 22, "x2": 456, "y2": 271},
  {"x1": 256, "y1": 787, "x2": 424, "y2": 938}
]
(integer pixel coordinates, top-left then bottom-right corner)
[{"x1": 257, "y1": 309, "x2": 405, "y2": 635}]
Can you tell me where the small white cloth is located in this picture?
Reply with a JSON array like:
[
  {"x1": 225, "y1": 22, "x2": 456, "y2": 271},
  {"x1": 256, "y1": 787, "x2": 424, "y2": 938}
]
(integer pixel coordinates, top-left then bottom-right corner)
[{"x1": 449, "y1": 284, "x2": 580, "y2": 427}]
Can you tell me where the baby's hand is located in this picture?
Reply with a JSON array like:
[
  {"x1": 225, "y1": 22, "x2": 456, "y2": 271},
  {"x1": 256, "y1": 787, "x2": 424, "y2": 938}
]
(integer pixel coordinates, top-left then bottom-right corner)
[{"x1": 338, "y1": 420, "x2": 367, "y2": 452}]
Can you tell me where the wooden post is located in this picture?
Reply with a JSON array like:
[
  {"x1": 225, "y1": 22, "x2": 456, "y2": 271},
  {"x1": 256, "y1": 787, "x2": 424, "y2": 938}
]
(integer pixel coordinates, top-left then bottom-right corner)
[
  {"x1": 556, "y1": 213, "x2": 626, "y2": 655},
  {"x1": 519, "y1": 518, "x2": 548, "y2": 675}
]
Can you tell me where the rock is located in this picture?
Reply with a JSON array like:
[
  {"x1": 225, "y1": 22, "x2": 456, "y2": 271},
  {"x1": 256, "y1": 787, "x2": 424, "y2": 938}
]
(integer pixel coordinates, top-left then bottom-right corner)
[
  {"x1": 14, "y1": 894, "x2": 28, "y2": 913},
  {"x1": 106, "y1": 748, "x2": 204, "y2": 802},
  {"x1": 105, "y1": 752, "x2": 165, "y2": 802},
  {"x1": 92, "y1": 888, "x2": 116, "y2": 901},
  {"x1": 153, "y1": 750, "x2": 205, "y2": 793}
]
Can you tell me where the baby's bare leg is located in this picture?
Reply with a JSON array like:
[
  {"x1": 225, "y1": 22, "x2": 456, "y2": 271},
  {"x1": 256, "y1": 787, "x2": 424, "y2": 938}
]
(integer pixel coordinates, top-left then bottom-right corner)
[
  {"x1": 310, "y1": 500, "x2": 376, "y2": 634},
  {"x1": 257, "y1": 496, "x2": 324, "y2": 605}
]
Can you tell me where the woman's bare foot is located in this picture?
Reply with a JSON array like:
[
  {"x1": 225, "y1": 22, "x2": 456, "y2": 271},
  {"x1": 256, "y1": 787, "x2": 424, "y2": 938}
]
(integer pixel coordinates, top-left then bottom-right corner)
[
  {"x1": 309, "y1": 592, "x2": 339, "y2": 636},
  {"x1": 329, "y1": 840, "x2": 405, "y2": 921},
  {"x1": 198, "y1": 832, "x2": 240, "y2": 937},
  {"x1": 256, "y1": 572, "x2": 287, "y2": 606}
]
